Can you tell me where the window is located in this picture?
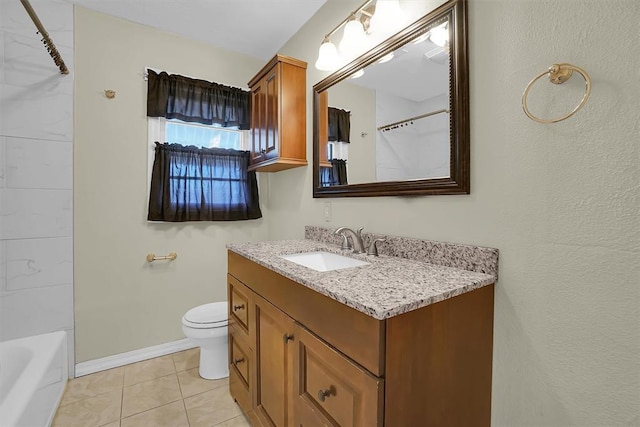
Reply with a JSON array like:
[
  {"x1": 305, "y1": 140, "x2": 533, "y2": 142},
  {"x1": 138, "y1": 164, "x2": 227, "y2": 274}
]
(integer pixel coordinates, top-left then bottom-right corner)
[
  {"x1": 165, "y1": 119, "x2": 247, "y2": 151},
  {"x1": 147, "y1": 118, "x2": 260, "y2": 222},
  {"x1": 145, "y1": 69, "x2": 259, "y2": 222}
]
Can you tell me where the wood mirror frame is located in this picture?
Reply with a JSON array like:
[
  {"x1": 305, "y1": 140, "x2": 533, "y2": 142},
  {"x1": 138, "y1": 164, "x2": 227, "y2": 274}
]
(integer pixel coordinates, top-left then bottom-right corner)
[{"x1": 313, "y1": 0, "x2": 469, "y2": 198}]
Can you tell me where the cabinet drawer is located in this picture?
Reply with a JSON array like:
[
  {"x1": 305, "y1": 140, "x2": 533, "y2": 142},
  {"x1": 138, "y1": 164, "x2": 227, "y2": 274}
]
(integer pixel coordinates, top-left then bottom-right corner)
[
  {"x1": 228, "y1": 275, "x2": 250, "y2": 338},
  {"x1": 231, "y1": 335, "x2": 250, "y2": 385},
  {"x1": 293, "y1": 324, "x2": 383, "y2": 427},
  {"x1": 229, "y1": 329, "x2": 252, "y2": 415}
]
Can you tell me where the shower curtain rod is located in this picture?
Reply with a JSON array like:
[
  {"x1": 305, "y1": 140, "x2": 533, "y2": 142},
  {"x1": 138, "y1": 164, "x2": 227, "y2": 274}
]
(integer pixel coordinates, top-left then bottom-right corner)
[
  {"x1": 20, "y1": 0, "x2": 69, "y2": 74},
  {"x1": 377, "y1": 108, "x2": 449, "y2": 132}
]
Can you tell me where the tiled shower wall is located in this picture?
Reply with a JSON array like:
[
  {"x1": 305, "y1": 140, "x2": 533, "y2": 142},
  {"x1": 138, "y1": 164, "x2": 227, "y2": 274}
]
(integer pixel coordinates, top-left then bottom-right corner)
[{"x1": 0, "y1": 0, "x2": 74, "y2": 373}]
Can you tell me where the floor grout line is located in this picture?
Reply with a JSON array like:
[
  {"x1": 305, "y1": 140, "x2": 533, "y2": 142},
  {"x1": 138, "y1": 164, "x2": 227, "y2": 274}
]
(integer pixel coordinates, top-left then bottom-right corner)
[{"x1": 54, "y1": 348, "x2": 248, "y2": 427}]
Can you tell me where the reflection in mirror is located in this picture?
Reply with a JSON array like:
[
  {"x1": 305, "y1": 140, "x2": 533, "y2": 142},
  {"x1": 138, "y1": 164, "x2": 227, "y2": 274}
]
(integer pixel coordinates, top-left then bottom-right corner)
[{"x1": 313, "y1": 0, "x2": 469, "y2": 197}]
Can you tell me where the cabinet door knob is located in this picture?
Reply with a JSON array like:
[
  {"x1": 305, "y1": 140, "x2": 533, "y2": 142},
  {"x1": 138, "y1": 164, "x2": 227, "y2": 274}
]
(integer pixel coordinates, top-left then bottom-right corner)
[
  {"x1": 233, "y1": 304, "x2": 245, "y2": 311},
  {"x1": 317, "y1": 387, "x2": 334, "y2": 402},
  {"x1": 283, "y1": 333, "x2": 294, "y2": 343},
  {"x1": 233, "y1": 358, "x2": 245, "y2": 365}
]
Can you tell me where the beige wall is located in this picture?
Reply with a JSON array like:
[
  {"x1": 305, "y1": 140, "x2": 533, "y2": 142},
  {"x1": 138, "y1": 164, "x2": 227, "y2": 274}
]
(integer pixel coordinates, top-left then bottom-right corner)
[
  {"x1": 72, "y1": 0, "x2": 639, "y2": 424},
  {"x1": 275, "y1": 0, "x2": 640, "y2": 425},
  {"x1": 73, "y1": 7, "x2": 270, "y2": 362}
]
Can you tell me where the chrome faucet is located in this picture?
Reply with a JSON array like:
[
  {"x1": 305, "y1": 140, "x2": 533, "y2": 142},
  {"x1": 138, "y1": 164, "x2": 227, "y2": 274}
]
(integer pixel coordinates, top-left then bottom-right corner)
[{"x1": 334, "y1": 227, "x2": 366, "y2": 254}]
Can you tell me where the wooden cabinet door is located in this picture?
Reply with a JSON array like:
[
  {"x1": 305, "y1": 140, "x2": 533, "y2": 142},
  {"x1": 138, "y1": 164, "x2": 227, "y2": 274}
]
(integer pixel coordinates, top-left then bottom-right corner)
[
  {"x1": 247, "y1": 55, "x2": 307, "y2": 172},
  {"x1": 293, "y1": 323, "x2": 383, "y2": 427},
  {"x1": 228, "y1": 275, "x2": 251, "y2": 339},
  {"x1": 251, "y1": 79, "x2": 266, "y2": 164},
  {"x1": 263, "y1": 66, "x2": 279, "y2": 162},
  {"x1": 229, "y1": 328, "x2": 253, "y2": 416},
  {"x1": 254, "y1": 293, "x2": 295, "y2": 426}
]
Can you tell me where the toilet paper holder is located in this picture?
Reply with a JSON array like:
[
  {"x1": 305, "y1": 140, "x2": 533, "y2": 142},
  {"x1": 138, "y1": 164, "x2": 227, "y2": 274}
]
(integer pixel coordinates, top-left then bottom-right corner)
[{"x1": 146, "y1": 252, "x2": 177, "y2": 262}]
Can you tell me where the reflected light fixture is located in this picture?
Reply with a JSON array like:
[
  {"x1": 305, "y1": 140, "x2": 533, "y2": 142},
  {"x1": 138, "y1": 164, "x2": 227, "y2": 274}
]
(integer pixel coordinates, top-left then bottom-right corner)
[
  {"x1": 412, "y1": 33, "x2": 430, "y2": 44},
  {"x1": 314, "y1": 0, "x2": 374, "y2": 71},
  {"x1": 429, "y1": 22, "x2": 449, "y2": 47},
  {"x1": 351, "y1": 69, "x2": 365, "y2": 79},
  {"x1": 377, "y1": 52, "x2": 394, "y2": 63}
]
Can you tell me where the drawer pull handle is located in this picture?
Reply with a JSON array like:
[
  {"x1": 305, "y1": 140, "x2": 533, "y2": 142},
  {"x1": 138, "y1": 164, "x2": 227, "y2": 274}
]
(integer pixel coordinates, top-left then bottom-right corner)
[
  {"x1": 233, "y1": 304, "x2": 245, "y2": 311},
  {"x1": 283, "y1": 333, "x2": 294, "y2": 343},
  {"x1": 233, "y1": 358, "x2": 245, "y2": 365},
  {"x1": 317, "y1": 387, "x2": 334, "y2": 402}
]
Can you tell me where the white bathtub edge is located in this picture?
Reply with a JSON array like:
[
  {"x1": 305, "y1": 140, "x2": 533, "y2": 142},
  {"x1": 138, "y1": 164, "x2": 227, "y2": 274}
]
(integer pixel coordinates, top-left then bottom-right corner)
[
  {"x1": 75, "y1": 338, "x2": 196, "y2": 377},
  {"x1": 0, "y1": 331, "x2": 68, "y2": 427}
]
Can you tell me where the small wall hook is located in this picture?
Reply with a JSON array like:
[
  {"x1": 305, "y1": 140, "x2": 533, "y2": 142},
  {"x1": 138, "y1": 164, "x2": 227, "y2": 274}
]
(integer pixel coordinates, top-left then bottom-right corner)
[{"x1": 104, "y1": 89, "x2": 116, "y2": 99}]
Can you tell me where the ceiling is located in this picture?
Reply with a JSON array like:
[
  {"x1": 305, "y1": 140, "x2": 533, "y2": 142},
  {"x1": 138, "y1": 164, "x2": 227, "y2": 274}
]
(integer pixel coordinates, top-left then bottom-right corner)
[
  {"x1": 349, "y1": 39, "x2": 449, "y2": 102},
  {"x1": 68, "y1": 0, "x2": 327, "y2": 60}
]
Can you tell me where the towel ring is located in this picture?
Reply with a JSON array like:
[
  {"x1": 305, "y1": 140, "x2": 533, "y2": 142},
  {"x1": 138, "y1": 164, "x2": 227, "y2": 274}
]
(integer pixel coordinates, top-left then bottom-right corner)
[{"x1": 522, "y1": 63, "x2": 591, "y2": 124}]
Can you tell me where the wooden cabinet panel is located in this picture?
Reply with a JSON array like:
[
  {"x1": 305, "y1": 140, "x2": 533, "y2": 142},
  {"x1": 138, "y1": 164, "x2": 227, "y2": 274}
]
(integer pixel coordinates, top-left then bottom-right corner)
[
  {"x1": 228, "y1": 275, "x2": 251, "y2": 339},
  {"x1": 250, "y1": 83, "x2": 265, "y2": 164},
  {"x1": 254, "y1": 294, "x2": 295, "y2": 427},
  {"x1": 293, "y1": 324, "x2": 383, "y2": 427},
  {"x1": 229, "y1": 329, "x2": 252, "y2": 416},
  {"x1": 264, "y1": 68, "x2": 278, "y2": 161},
  {"x1": 318, "y1": 90, "x2": 331, "y2": 169},
  {"x1": 384, "y1": 284, "x2": 494, "y2": 427},
  {"x1": 231, "y1": 336, "x2": 250, "y2": 386},
  {"x1": 248, "y1": 54, "x2": 307, "y2": 172}
]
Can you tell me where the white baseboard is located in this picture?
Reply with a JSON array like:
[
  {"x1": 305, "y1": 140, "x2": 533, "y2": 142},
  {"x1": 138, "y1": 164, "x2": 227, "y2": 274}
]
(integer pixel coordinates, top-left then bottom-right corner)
[{"x1": 75, "y1": 338, "x2": 197, "y2": 377}]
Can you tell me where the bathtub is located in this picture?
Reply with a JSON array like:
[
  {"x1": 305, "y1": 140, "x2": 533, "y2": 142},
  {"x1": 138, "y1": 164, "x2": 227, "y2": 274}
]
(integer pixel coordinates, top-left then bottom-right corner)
[{"x1": 0, "y1": 331, "x2": 68, "y2": 427}]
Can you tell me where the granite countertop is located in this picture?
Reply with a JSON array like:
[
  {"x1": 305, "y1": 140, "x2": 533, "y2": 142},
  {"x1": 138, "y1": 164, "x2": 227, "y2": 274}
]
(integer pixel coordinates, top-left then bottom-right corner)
[{"x1": 227, "y1": 239, "x2": 496, "y2": 320}]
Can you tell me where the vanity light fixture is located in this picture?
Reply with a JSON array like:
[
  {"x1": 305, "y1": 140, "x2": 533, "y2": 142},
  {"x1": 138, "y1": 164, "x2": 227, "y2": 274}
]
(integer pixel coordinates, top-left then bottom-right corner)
[
  {"x1": 315, "y1": 36, "x2": 340, "y2": 71},
  {"x1": 314, "y1": 0, "x2": 377, "y2": 72},
  {"x1": 339, "y1": 14, "x2": 369, "y2": 59}
]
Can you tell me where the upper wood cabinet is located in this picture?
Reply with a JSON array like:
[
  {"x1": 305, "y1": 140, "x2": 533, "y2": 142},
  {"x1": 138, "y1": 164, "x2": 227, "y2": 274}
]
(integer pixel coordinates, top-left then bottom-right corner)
[{"x1": 248, "y1": 55, "x2": 307, "y2": 172}]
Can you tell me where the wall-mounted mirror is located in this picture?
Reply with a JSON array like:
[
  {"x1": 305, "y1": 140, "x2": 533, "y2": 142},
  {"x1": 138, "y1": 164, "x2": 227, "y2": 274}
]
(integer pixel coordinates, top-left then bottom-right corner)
[{"x1": 313, "y1": 0, "x2": 469, "y2": 197}]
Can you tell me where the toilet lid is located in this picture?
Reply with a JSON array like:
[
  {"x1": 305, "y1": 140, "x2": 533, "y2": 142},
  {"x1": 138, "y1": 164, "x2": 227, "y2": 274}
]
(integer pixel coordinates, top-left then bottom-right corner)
[{"x1": 184, "y1": 302, "x2": 228, "y2": 325}]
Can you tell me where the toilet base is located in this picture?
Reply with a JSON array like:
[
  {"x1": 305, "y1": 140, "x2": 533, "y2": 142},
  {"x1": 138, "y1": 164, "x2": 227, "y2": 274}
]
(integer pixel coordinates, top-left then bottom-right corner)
[{"x1": 198, "y1": 335, "x2": 229, "y2": 380}]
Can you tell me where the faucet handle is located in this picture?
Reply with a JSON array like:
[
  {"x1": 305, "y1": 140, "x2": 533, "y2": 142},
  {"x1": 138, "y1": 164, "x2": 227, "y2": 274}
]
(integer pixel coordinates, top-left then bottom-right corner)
[
  {"x1": 367, "y1": 238, "x2": 386, "y2": 256},
  {"x1": 356, "y1": 227, "x2": 364, "y2": 239}
]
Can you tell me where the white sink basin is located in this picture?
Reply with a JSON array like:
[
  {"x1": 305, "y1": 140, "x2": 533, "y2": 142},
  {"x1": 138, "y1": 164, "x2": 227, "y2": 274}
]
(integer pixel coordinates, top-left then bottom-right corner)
[{"x1": 280, "y1": 251, "x2": 370, "y2": 272}]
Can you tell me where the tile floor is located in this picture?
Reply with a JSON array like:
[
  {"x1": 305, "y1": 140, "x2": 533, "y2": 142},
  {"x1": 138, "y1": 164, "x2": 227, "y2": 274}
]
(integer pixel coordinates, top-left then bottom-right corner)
[{"x1": 53, "y1": 348, "x2": 251, "y2": 427}]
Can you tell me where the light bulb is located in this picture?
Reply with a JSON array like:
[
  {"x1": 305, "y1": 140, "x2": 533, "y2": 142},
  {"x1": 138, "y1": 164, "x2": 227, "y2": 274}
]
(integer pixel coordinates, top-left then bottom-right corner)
[
  {"x1": 339, "y1": 17, "x2": 369, "y2": 59},
  {"x1": 315, "y1": 38, "x2": 340, "y2": 71}
]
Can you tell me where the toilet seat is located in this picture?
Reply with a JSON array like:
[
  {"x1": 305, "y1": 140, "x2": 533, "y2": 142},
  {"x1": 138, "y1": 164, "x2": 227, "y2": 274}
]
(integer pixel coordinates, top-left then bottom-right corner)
[{"x1": 182, "y1": 302, "x2": 228, "y2": 329}]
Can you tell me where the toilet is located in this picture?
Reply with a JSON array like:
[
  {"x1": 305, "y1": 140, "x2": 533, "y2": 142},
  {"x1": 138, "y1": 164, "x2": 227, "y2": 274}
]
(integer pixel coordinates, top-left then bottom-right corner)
[{"x1": 181, "y1": 302, "x2": 229, "y2": 380}]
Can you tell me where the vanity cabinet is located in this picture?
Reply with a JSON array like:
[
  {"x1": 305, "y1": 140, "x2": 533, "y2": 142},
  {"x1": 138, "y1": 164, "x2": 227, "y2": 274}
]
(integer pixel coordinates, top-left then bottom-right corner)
[
  {"x1": 292, "y1": 324, "x2": 383, "y2": 426},
  {"x1": 253, "y1": 292, "x2": 295, "y2": 426},
  {"x1": 248, "y1": 54, "x2": 307, "y2": 172},
  {"x1": 227, "y1": 250, "x2": 494, "y2": 426}
]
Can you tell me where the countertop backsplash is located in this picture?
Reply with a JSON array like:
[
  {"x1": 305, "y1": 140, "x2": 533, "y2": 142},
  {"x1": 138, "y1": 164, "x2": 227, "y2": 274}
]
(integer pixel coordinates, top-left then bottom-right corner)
[{"x1": 305, "y1": 225, "x2": 499, "y2": 279}]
